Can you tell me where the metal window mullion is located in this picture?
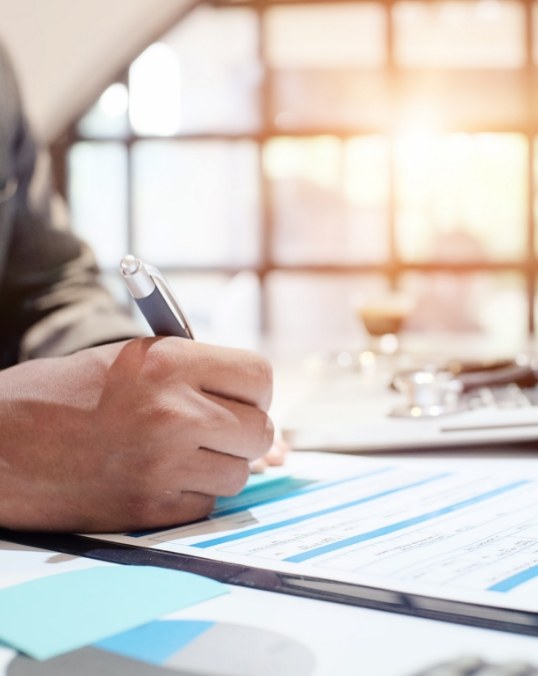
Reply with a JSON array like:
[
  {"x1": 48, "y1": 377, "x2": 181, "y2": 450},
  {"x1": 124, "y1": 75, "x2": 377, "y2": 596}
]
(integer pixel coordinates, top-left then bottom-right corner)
[
  {"x1": 257, "y1": 1, "x2": 273, "y2": 336},
  {"x1": 386, "y1": 0, "x2": 399, "y2": 290},
  {"x1": 524, "y1": 0, "x2": 536, "y2": 337}
]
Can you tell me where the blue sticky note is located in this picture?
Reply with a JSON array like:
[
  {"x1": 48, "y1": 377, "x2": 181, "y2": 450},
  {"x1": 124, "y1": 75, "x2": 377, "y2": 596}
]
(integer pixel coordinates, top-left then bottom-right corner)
[
  {"x1": 96, "y1": 620, "x2": 213, "y2": 665},
  {"x1": 214, "y1": 473, "x2": 313, "y2": 515},
  {"x1": 242, "y1": 472, "x2": 293, "y2": 492},
  {"x1": 0, "y1": 565, "x2": 227, "y2": 660}
]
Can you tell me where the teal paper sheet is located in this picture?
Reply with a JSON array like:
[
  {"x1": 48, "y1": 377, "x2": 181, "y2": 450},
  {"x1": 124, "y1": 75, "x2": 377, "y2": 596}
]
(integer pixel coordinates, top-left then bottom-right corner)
[
  {"x1": 0, "y1": 565, "x2": 227, "y2": 660},
  {"x1": 241, "y1": 472, "x2": 292, "y2": 491},
  {"x1": 214, "y1": 471, "x2": 313, "y2": 515},
  {"x1": 95, "y1": 620, "x2": 214, "y2": 665}
]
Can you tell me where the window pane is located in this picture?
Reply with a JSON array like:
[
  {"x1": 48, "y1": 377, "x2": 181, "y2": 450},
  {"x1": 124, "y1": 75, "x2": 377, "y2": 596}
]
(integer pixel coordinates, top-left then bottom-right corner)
[
  {"x1": 132, "y1": 141, "x2": 259, "y2": 267},
  {"x1": 124, "y1": 272, "x2": 261, "y2": 348},
  {"x1": 266, "y1": 3, "x2": 386, "y2": 68},
  {"x1": 78, "y1": 83, "x2": 129, "y2": 138},
  {"x1": 161, "y1": 273, "x2": 261, "y2": 350},
  {"x1": 130, "y1": 6, "x2": 259, "y2": 135},
  {"x1": 394, "y1": 1, "x2": 525, "y2": 68},
  {"x1": 129, "y1": 44, "x2": 182, "y2": 136},
  {"x1": 267, "y1": 3, "x2": 387, "y2": 130},
  {"x1": 267, "y1": 273, "x2": 390, "y2": 354},
  {"x1": 395, "y1": 133, "x2": 528, "y2": 262},
  {"x1": 402, "y1": 273, "x2": 527, "y2": 356},
  {"x1": 68, "y1": 142, "x2": 128, "y2": 269},
  {"x1": 272, "y1": 70, "x2": 391, "y2": 131},
  {"x1": 100, "y1": 272, "x2": 131, "y2": 309},
  {"x1": 265, "y1": 136, "x2": 389, "y2": 264},
  {"x1": 398, "y1": 70, "x2": 526, "y2": 129}
]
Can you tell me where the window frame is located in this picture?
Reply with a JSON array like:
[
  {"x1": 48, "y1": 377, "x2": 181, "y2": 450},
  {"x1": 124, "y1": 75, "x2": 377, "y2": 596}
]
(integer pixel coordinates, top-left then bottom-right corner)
[{"x1": 51, "y1": 0, "x2": 538, "y2": 338}]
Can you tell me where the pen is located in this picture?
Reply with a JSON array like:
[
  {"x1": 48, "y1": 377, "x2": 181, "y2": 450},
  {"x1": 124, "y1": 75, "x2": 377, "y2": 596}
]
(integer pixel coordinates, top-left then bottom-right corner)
[{"x1": 120, "y1": 254, "x2": 194, "y2": 339}]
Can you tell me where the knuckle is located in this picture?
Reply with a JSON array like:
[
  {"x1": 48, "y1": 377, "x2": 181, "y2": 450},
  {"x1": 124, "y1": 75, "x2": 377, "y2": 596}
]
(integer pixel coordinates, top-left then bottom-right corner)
[
  {"x1": 143, "y1": 398, "x2": 179, "y2": 431},
  {"x1": 262, "y1": 414, "x2": 275, "y2": 452},
  {"x1": 140, "y1": 337, "x2": 180, "y2": 380},
  {"x1": 132, "y1": 396, "x2": 179, "y2": 440},
  {"x1": 146, "y1": 389, "x2": 196, "y2": 428},
  {"x1": 142, "y1": 343, "x2": 168, "y2": 379},
  {"x1": 223, "y1": 459, "x2": 250, "y2": 496},
  {"x1": 180, "y1": 494, "x2": 216, "y2": 523},
  {"x1": 250, "y1": 411, "x2": 274, "y2": 456},
  {"x1": 205, "y1": 403, "x2": 231, "y2": 433},
  {"x1": 194, "y1": 495, "x2": 216, "y2": 520},
  {"x1": 241, "y1": 350, "x2": 273, "y2": 392},
  {"x1": 254, "y1": 356, "x2": 273, "y2": 392}
]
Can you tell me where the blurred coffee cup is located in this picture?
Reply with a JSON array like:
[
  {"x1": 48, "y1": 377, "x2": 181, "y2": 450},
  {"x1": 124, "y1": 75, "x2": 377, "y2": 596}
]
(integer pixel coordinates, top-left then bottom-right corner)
[{"x1": 355, "y1": 293, "x2": 414, "y2": 356}]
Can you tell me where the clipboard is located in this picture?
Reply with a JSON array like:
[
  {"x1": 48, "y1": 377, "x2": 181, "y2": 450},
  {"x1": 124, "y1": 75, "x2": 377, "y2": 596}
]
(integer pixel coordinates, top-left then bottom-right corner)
[
  {"x1": 2, "y1": 528, "x2": 538, "y2": 638},
  {"x1": 4, "y1": 451, "x2": 538, "y2": 637}
]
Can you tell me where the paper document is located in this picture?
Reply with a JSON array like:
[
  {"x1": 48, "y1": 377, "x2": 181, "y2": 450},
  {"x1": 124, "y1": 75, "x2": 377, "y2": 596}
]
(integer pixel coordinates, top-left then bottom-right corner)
[
  {"x1": 86, "y1": 453, "x2": 538, "y2": 614},
  {"x1": 0, "y1": 565, "x2": 227, "y2": 660}
]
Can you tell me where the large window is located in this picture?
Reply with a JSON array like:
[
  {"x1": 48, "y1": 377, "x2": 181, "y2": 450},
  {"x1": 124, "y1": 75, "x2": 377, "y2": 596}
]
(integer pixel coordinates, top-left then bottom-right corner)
[{"x1": 59, "y1": 0, "x2": 538, "y2": 355}]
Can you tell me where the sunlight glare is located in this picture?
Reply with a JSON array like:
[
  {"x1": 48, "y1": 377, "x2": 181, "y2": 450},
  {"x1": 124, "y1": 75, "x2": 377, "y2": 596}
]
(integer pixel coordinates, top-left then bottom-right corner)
[
  {"x1": 98, "y1": 83, "x2": 128, "y2": 118},
  {"x1": 395, "y1": 107, "x2": 442, "y2": 171},
  {"x1": 129, "y1": 43, "x2": 182, "y2": 136}
]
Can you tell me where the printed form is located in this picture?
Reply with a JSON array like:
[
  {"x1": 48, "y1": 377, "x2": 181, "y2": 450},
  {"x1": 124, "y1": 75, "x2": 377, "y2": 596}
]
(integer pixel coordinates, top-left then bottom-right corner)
[{"x1": 88, "y1": 453, "x2": 538, "y2": 613}]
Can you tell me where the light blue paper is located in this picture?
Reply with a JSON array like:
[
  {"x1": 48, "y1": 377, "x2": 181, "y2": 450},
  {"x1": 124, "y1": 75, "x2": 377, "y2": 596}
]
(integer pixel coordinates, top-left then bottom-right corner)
[
  {"x1": 130, "y1": 472, "x2": 313, "y2": 538},
  {"x1": 214, "y1": 472, "x2": 313, "y2": 515},
  {"x1": 0, "y1": 565, "x2": 227, "y2": 660},
  {"x1": 242, "y1": 472, "x2": 293, "y2": 492},
  {"x1": 95, "y1": 619, "x2": 213, "y2": 665}
]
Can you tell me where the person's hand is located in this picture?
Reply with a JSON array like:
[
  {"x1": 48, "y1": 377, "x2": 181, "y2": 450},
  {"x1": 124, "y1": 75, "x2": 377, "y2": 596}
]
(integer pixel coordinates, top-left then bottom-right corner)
[
  {"x1": 0, "y1": 337, "x2": 274, "y2": 533},
  {"x1": 249, "y1": 437, "x2": 289, "y2": 474}
]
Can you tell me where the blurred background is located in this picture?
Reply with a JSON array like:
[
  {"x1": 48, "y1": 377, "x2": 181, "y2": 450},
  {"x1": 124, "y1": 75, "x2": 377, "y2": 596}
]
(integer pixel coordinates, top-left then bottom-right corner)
[{"x1": 2, "y1": 0, "x2": 537, "y2": 358}]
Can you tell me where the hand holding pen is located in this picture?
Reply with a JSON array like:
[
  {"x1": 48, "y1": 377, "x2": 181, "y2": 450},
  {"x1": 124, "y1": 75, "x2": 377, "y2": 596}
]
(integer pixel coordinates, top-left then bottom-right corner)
[
  {"x1": 0, "y1": 253, "x2": 276, "y2": 533},
  {"x1": 119, "y1": 255, "x2": 276, "y2": 517},
  {"x1": 121, "y1": 255, "x2": 287, "y2": 473}
]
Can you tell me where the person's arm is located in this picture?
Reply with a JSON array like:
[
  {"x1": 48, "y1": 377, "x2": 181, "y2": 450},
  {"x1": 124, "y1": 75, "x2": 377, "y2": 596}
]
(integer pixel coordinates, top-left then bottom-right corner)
[
  {"x1": 0, "y1": 45, "x2": 141, "y2": 368},
  {"x1": 0, "y1": 46, "x2": 275, "y2": 533}
]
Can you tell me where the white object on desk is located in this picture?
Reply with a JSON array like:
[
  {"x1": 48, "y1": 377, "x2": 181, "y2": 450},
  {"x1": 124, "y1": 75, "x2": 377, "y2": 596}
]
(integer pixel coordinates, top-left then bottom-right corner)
[{"x1": 281, "y1": 366, "x2": 538, "y2": 452}]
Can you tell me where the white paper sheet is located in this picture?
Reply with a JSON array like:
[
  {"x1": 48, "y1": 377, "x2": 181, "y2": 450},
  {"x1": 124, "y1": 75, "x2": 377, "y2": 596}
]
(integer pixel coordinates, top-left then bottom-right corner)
[{"x1": 86, "y1": 452, "x2": 538, "y2": 614}]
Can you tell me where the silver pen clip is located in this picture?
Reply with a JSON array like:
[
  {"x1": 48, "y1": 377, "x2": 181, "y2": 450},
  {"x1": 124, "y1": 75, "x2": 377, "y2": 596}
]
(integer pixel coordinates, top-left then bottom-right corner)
[
  {"x1": 144, "y1": 263, "x2": 195, "y2": 340},
  {"x1": 120, "y1": 254, "x2": 195, "y2": 339}
]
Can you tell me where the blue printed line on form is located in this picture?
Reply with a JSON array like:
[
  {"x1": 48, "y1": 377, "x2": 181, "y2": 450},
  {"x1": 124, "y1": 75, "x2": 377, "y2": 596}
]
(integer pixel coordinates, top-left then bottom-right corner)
[
  {"x1": 129, "y1": 468, "x2": 395, "y2": 536},
  {"x1": 284, "y1": 480, "x2": 529, "y2": 563},
  {"x1": 213, "y1": 467, "x2": 395, "y2": 518},
  {"x1": 194, "y1": 472, "x2": 452, "y2": 549},
  {"x1": 488, "y1": 565, "x2": 538, "y2": 593}
]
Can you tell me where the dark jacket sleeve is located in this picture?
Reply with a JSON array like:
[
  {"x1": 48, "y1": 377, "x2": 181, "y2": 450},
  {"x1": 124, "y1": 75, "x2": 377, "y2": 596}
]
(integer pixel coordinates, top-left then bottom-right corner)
[{"x1": 0, "y1": 45, "x2": 143, "y2": 367}]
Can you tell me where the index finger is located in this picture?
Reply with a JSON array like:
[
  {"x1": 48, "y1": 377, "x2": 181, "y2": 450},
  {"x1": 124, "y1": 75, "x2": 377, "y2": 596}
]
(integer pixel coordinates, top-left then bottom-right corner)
[{"x1": 198, "y1": 345, "x2": 273, "y2": 411}]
